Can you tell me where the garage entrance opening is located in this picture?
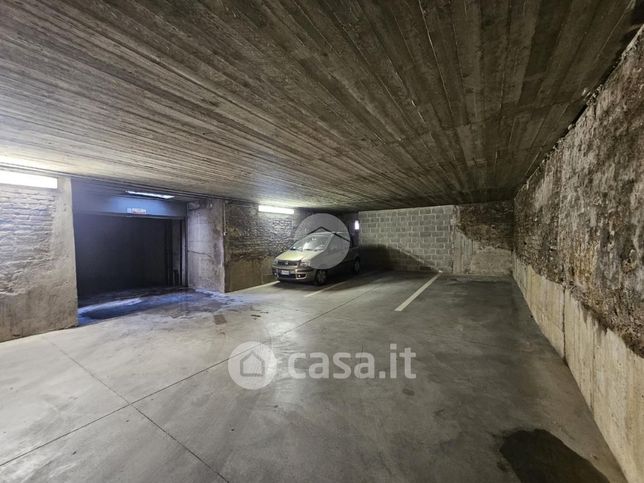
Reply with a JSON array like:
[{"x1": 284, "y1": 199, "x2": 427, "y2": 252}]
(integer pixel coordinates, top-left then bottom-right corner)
[
  {"x1": 71, "y1": 180, "x2": 189, "y2": 310},
  {"x1": 74, "y1": 214, "x2": 183, "y2": 300}
]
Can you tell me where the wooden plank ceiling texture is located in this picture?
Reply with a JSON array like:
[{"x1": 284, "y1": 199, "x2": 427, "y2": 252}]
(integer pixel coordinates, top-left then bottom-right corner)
[{"x1": 0, "y1": 0, "x2": 642, "y2": 210}]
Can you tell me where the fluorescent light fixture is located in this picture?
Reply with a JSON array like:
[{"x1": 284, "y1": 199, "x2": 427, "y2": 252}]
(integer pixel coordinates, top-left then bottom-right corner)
[
  {"x1": 126, "y1": 190, "x2": 175, "y2": 199},
  {"x1": 0, "y1": 169, "x2": 58, "y2": 189},
  {"x1": 354, "y1": 220, "x2": 360, "y2": 231},
  {"x1": 258, "y1": 205, "x2": 294, "y2": 215}
]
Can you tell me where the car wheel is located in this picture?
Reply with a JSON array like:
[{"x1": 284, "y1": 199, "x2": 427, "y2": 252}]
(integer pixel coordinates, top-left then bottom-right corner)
[
  {"x1": 352, "y1": 258, "x2": 361, "y2": 274},
  {"x1": 314, "y1": 269, "x2": 328, "y2": 286}
]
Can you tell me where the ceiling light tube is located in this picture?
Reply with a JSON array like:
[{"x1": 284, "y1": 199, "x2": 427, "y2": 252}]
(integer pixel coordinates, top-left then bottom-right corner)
[
  {"x1": 258, "y1": 205, "x2": 294, "y2": 215},
  {"x1": 0, "y1": 169, "x2": 58, "y2": 189},
  {"x1": 126, "y1": 191, "x2": 175, "y2": 199}
]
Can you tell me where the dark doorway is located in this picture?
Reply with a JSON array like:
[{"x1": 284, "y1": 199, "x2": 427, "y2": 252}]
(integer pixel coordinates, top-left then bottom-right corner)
[{"x1": 74, "y1": 213, "x2": 184, "y2": 299}]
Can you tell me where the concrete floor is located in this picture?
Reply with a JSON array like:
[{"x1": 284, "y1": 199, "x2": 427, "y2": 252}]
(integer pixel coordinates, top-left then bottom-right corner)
[{"x1": 0, "y1": 272, "x2": 625, "y2": 482}]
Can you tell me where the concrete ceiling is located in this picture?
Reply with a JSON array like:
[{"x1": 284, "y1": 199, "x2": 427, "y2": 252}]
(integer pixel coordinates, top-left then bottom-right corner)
[{"x1": 0, "y1": 0, "x2": 642, "y2": 210}]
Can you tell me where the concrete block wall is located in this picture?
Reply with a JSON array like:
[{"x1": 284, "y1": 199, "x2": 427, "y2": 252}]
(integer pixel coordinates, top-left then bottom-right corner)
[
  {"x1": 513, "y1": 29, "x2": 644, "y2": 483},
  {"x1": 0, "y1": 177, "x2": 78, "y2": 341},
  {"x1": 359, "y1": 201, "x2": 513, "y2": 275},
  {"x1": 359, "y1": 206, "x2": 454, "y2": 272}
]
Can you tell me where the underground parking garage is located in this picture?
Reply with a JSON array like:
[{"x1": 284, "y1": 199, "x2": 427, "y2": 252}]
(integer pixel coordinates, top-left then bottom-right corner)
[{"x1": 0, "y1": 0, "x2": 642, "y2": 481}]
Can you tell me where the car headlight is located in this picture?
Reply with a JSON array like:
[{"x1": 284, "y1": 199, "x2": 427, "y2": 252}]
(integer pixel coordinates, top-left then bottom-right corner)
[{"x1": 299, "y1": 260, "x2": 311, "y2": 268}]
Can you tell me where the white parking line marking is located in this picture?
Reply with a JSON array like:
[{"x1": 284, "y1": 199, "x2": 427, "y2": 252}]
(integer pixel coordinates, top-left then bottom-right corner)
[
  {"x1": 394, "y1": 273, "x2": 441, "y2": 312},
  {"x1": 234, "y1": 281, "x2": 279, "y2": 293},
  {"x1": 305, "y1": 280, "x2": 349, "y2": 297}
]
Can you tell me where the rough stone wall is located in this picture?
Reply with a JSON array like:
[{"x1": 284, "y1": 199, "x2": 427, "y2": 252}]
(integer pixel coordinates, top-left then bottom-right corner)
[
  {"x1": 186, "y1": 198, "x2": 225, "y2": 292},
  {"x1": 224, "y1": 201, "x2": 295, "y2": 291},
  {"x1": 515, "y1": 31, "x2": 643, "y2": 356},
  {"x1": 453, "y1": 201, "x2": 513, "y2": 275},
  {"x1": 359, "y1": 206, "x2": 454, "y2": 272},
  {"x1": 513, "y1": 30, "x2": 644, "y2": 483},
  {"x1": 514, "y1": 155, "x2": 563, "y2": 282},
  {"x1": 225, "y1": 202, "x2": 294, "y2": 260},
  {"x1": 456, "y1": 201, "x2": 514, "y2": 250},
  {"x1": 0, "y1": 177, "x2": 78, "y2": 341}
]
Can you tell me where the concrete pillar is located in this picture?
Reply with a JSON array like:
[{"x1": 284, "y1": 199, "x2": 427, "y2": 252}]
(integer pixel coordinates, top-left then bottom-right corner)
[{"x1": 186, "y1": 198, "x2": 225, "y2": 292}]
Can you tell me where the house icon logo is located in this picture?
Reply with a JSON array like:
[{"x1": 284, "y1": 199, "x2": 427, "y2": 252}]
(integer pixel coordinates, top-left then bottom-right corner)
[
  {"x1": 240, "y1": 351, "x2": 266, "y2": 378},
  {"x1": 228, "y1": 342, "x2": 277, "y2": 390}
]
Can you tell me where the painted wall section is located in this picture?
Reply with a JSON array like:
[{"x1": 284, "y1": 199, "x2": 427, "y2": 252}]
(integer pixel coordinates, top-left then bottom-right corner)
[
  {"x1": 513, "y1": 29, "x2": 644, "y2": 483},
  {"x1": 0, "y1": 177, "x2": 77, "y2": 341},
  {"x1": 186, "y1": 199, "x2": 225, "y2": 292}
]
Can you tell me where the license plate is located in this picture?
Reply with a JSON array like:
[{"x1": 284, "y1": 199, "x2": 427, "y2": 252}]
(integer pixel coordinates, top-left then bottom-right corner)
[{"x1": 279, "y1": 270, "x2": 290, "y2": 275}]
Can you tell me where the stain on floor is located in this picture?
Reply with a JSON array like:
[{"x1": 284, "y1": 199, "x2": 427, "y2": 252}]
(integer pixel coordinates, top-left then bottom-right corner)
[
  {"x1": 499, "y1": 429, "x2": 611, "y2": 483},
  {"x1": 78, "y1": 290, "x2": 228, "y2": 324},
  {"x1": 78, "y1": 286, "x2": 192, "y2": 307}
]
